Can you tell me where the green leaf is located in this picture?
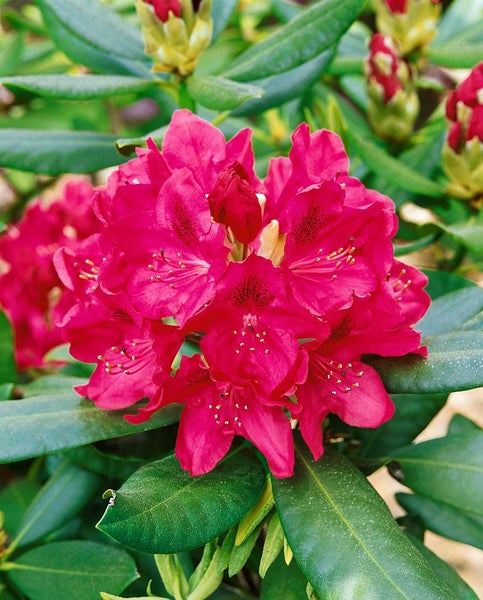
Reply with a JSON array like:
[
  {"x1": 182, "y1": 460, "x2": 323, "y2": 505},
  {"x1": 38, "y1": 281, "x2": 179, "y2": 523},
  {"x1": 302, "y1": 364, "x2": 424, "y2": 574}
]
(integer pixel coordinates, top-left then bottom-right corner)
[
  {"x1": 368, "y1": 331, "x2": 483, "y2": 395},
  {"x1": 223, "y1": 0, "x2": 364, "y2": 82},
  {"x1": 260, "y1": 552, "x2": 307, "y2": 600},
  {"x1": 443, "y1": 221, "x2": 483, "y2": 253},
  {"x1": 355, "y1": 393, "x2": 447, "y2": 458},
  {"x1": 0, "y1": 393, "x2": 181, "y2": 464},
  {"x1": 0, "y1": 480, "x2": 41, "y2": 536},
  {"x1": 6, "y1": 540, "x2": 138, "y2": 600},
  {"x1": 210, "y1": 0, "x2": 238, "y2": 42},
  {"x1": 417, "y1": 287, "x2": 483, "y2": 337},
  {"x1": 348, "y1": 131, "x2": 446, "y2": 198},
  {"x1": 1, "y1": 75, "x2": 158, "y2": 100},
  {"x1": 231, "y1": 49, "x2": 334, "y2": 117},
  {"x1": 36, "y1": 0, "x2": 150, "y2": 76},
  {"x1": 397, "y1": 493, "x2": 483, "y2": 550},
  {"x1": 10, "y1": 459, "x2": 101, "y2": 550},
  {"x1": 0, "y1": 129, "x2": 124, "y2": 174},
  {"x1": 96, "y1": 447, "x2": 265, "y2": 554},
  {"x1": 273, "y1": 443, "x2": 456, "y2": 599},
  {"x1": 432, "y1": 0, "x2": 483, "y2": 45},
  {"x1": 36, "y1": 0, "x2": 144, "y2": 60},
  {"x1": 428, "y1": 43, "x2": 483, "y2": 68},
  {"x1": 406, "y1": 533, "x2": 479, "y2": 600},
  {"x1": 20, "y1": 375, "x2": 88, "y2": 397},
  {"x1": 0, "y1": 312, "x2": 16, "y2": 384},
  {"x1": 186, "y1": 75, "x2": 264, "y2": 110},
  {"x1": 259, "y1": 511, "x2": 284, "y2": 578},
  {"x1": 423, "y1": 269, "x2": 476, "y2": 300},
  {"x1": 390, "y1": 427, "x2": 483, "y2": 516}
]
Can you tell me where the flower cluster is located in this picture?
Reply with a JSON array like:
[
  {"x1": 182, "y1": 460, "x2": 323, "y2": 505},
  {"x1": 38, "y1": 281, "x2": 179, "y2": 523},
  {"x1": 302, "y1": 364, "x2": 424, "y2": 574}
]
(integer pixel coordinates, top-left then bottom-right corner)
[
  {"x1": 373, "y1": 0, "x2": 441, "y2": 56},
  {"x1": 54, "y1": 110, "x2": 429, "y2": 477},
  {"x1": 0, "y1": 179, "x2": 100, "y2": 370},
  {"x1": 365, "y1": 33, "x2": 419, "y2": 141},
  {"x1": 442, "y1": 63, "x2": 483, "y2": 207},
  {"x1": 136, "y1": 0, "x2": 212, "y2": 75}
]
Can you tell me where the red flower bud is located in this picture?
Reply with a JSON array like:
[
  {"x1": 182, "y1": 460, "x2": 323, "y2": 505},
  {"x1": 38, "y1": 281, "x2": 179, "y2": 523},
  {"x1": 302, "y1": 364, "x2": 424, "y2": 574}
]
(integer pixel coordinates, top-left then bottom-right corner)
[
  {"x1": 367, "y1": 34, "x2": 403, "y2": 103},
  {"x1": 143, "y1": 0, "x2": 181, "y2": 22},
  {"x1": 208, "y1": 161, "x2": 262, "y2": 245}
]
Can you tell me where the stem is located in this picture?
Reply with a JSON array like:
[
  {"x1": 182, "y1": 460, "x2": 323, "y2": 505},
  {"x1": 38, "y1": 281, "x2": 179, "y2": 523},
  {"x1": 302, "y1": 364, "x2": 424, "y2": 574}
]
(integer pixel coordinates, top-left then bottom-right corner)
[{"x1": 178, "y1": 79, "x2": 196, "y2": 112}]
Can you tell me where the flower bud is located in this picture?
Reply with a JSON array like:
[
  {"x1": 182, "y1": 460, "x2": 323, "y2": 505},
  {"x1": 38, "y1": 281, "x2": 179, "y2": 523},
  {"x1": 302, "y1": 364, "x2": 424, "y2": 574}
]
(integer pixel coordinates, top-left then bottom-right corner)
[
  {"x1": 365, "y1": 34, "x2": 419, "y2": 141},
  {"x1": 373, "y1": 0, "x2": 441, "y2": 56},
  {"x1": 136, "y1": 0, "x2": 212, "y2": 76},
  {"x1": 208, "y1": 161, "x2": 262, "y2": 245},
  {"x1": 442, "y1": 64, "x2": 483, "y2": 207}
]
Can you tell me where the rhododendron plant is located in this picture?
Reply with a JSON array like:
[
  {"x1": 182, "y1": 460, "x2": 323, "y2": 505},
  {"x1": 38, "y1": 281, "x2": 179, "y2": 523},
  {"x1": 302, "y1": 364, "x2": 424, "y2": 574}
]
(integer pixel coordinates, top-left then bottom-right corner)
[
  {"x1": 53, "y1": 110, "x2": 429, "y2": 478},
  {"x1": 1, "y1": 2, "x2": 481, "y2": 599}
]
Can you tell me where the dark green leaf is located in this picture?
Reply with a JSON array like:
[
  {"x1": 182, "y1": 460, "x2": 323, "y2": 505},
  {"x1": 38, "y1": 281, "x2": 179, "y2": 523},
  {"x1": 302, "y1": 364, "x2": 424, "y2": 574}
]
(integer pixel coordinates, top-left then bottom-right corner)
[
  {"x1": 36, "y1": 0, "x2": 150, "y2": 76},
  {"x1": 260, "y1": 552, "x2": 307, "y2": 600},
  {"x1": 0, "y1": 393, "x2": 181, "y2": 464},
  {"x1": 10, "y1": 459, "x2": 101, "y2": 550},
  {"x1": 0, "y1": 129, "x2": 124, "y2": 174},
  {"x1": 390, "y1": 427, "x2": 483, "y2": 516},
  {"x1": 273, "y1": 443, "x2": 456, "y2": 599},
  {"x1": 97, "y1": 447, "x2": 265, "y2": 554},
  {"x1": 1, "y1": 75, "x2": 158, "y2": 100},
  {"x1": 398, "y1": 493, "x2": 483, "y2": 550},
  {"x1": 231, "y1": 49, "x2": 334, "y2": 117},
  {"x1": 223, "y1": 0, "x2": 364, "y2": 81},
  {"x1": 355, "y1": 393, "x2": 447, "y2": 458},
  {"x1": 447, "y1": 413, "x2": 482, "y2": 437},
  {"x1": 187, "y1": 75, "x2": 264, "y2": 110},
  {"x1": 0, "y1": 480, "x2": 41, "y2": 536},
  {"x1": 368, "y1": 331, "x2": 483, "y2": 394},
  {"x1": 423, "y1": 269, "x2": 476, "y2": 300},
  {"x1": 0, "y1": 312, "x2": 16, "y2": 384},
  {"x1": 7, "y1": 540, "x2": 138, "y2": 600},
  {"x1": 406, "y1": 533, "x2": 479, "y2": 600},
  {"x1": 349, "y1": 131, "x2": 446, "y2": 198},
  {"x1": 417, "y1": 287, "x2": 483, "y2": 337}
]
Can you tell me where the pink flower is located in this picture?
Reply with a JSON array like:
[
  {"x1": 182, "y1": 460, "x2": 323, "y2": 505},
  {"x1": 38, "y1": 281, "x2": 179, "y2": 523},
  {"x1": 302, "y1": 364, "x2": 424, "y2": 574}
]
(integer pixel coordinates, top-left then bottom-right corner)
[
  {"x1": 57, "y1": 110, "x2": 429, "y2": 477},
  {"x1": 0, "y1": 179, "x2": 100, "y2": 370},
  {"x1": 446, "y1": 63, "x2": 483, "y2": 153}
]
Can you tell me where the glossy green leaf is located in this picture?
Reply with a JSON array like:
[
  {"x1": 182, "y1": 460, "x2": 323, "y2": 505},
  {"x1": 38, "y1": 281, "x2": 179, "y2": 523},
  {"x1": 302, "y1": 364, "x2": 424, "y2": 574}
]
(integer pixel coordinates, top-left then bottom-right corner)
[
  {"x1": 0, "y1": 393, "x2": 181, "y2": 463},
  {"x1": 20, "y1": 375, "x2": 88, "y2": 397},
  {"x1": 0, "y1": 480, "x2": 41, "y2": 535},
  {"x1": 97, "y1": 447, "x2": 265, "y2": 554},
  {"x1": 10, "y1": 459, "x2": 101, "y2": 550},
  {"x1": 368, "y1": 331, "x2": 483, "y2": 394},
  {"x1": 36, "y1": 0, "x2": 150, "y2": 76},
  {"x1": 186, "y1": 75, "x2": 264, "y2": 110},
  {"x1": 260, "y1": 552, "x2": 307, "y2": 600},
  {"x1": 390, "y1": 427, "x2": 483, "y2": 516},
  {"x1": 397, "y1": 493, "x2": 483, "y2": 550},
  {"x1": 406, "y1": 533, "x2": 478, "y2": 600},
  {"x1": 6, "y1": 540, "x2": 138, "y2": 600},
  {"x1": 1, "y1": 75, "x2": 158, "y2": 99},
  {"x1": 417, "y1": 287, "x2": 483, "y2": 337},
  {"x1": 223, "y1": 0, "x2": 364, "y2": 82},
  {"x1": 273, "y1": 443, "x2": 455, "y2": 599},
  {"x1": 355, "y1": 393, "x2": 447, "y2": 458},
  {"x1": 231, "y1": 49, "x2": 334, "y2": 117},
  {"x1": 349, "y1": 131, "x2": 446, "y2": 198},
  {"x1": 0, "y1": 129, "x2": 124, "y2": 174},
  {"x1": 0, "y1": 312, "x2": 16, "y2": 385},
  {"x1": 36, "y1": 0, "x2": 144, "y2": 60}
]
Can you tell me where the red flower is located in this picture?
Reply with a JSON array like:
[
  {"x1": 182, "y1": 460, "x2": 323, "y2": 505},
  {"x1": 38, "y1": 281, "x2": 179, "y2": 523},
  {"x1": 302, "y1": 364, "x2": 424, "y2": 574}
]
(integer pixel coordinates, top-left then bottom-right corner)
[
  {"x1": 56, "y1": 111, "x2": 429, "y2": 477},
  {"x1": 0, "y1": 179, "x2": 100, "y2": 369},
  {"x1": 383, "y1": 0, "x2": 440, "y2": 14},
  {"x1": 143, "y1": 0, "x2": 181, "y2": 22},
  {"x1": 367, "y1": 34, "x2": 404, "y2": 103}
]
